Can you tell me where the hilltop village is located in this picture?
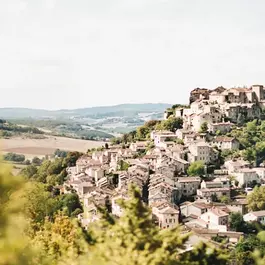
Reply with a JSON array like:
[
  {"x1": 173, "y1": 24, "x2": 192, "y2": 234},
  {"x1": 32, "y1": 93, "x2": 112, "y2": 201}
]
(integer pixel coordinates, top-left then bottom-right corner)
[{"x1": 61, "y1": 85, "x2": 265, "y2": 249}]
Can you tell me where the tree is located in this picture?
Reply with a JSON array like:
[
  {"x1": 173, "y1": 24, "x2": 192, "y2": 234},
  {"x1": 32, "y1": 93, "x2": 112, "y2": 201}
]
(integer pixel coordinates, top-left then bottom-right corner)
[
  {"x1": 62, "y1": 193, "x2": 82, "y2": 216},
  {"x1": 33, "y1": 213, "x2": 89, "y2": 264},
  {"x1": 0, "y1": 164, "x2": 38, "y2": 265},
  {"x1": 234, "y1": 234, "x2": 265, "y2": 265},
  {"x1": 136, "y1": 125, "x2": 150, "y2": 139},
  {"x1": 21, "y1": 165, "x2": 38, "y2": 179},
  {"x1": 54, "y1": 149, "x2": 68, "y2": 158},
  {"x1": 118, "y1": 160, "x2": 130, "y2": 171},
  {"x1": 247, "y1": 186, "x2": 265, "y2": 211},
  {"x1": 159, "y1": 117, "x2": 183, "y2": 132},
  {"x1": 32, "y1": 156, "x2": 42, "y2": 166},
  {"x1": 242, "y1": 147, "x2": 256, "y2": 163},
  {"x1": 22, "y1": 182, "x2": 62, "y2": 229},
  {"x1": 199, "y1": 122, "x2": 208, "y2": 133},
  {"x1": 187, "y1": 161, "x2": 205, "y2": 176},
  {"x1": 3, "y1": 152, "x2": 25, "y2": 162},
  {"x1": 220, "y1": 195, "x2": 230, "y2": 204},
  {"x1": 210, "y1": 193, "x2": 218, "y2": 202},
  {"x1": 237, "y1": 113, "x2": 246, "y2": 126},
  {"x1": 229, "y1": 212, "x2": 246, "y2": 232},
  {"x1": 63, "y1": 151, "x2": 83, "y2": 167}
]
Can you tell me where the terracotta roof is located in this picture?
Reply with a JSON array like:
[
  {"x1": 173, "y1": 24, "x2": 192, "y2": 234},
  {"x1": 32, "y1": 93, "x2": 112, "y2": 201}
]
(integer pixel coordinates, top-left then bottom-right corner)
[
  {"x1": 209, "y1": 207, "x2": 229, "y2": 217},
  {"x1": 199, "y1": 187, "x2": 230, "y2": 192},
  {"x1": 177, "y1": 177, "x2": 201, "y2": 183},
  {"x1": 248, "y1": 210, "x2": 265, "y2": 217},
  {"x1": 215, "y1": 136, "x2": 236, "y2": 142},
  {"x1": 159, "y1": 206, "x2": 179, "y2": 214}
]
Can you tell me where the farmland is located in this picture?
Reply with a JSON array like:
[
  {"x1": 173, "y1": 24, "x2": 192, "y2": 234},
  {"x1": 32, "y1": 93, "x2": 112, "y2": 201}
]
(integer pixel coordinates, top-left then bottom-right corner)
[{"x1": 0, "y1": 135, "x2": 104, "y2": 159}]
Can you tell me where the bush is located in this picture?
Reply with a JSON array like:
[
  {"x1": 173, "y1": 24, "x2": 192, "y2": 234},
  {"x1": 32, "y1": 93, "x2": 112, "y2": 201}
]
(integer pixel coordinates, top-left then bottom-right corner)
[{"x1": 3, "y1": 152, "x2": 25, "y2": 162}]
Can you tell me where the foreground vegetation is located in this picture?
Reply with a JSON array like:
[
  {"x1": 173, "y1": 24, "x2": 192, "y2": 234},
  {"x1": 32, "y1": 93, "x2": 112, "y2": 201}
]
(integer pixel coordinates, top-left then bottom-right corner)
[
  {"x1": 1, "y1": 155, "x2": 265, "y2": 264},
  {"x1": 0, "y1": 161, "x2": 230, "y2": 265}
]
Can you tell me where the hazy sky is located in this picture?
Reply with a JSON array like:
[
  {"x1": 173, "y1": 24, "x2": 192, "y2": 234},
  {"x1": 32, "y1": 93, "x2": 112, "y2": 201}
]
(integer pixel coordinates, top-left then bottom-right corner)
[{"x1": 1, "y1": 0, "x2": 265, "y2": 110}]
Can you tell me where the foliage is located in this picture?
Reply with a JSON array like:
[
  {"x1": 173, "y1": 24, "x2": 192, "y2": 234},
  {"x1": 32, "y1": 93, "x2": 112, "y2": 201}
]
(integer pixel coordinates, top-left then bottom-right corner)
[
  {"x1": 0, "y1": 163, "x2": 38, "y2": 265},
  {"x1": 229, "y1": 212, "x2": 248, "y2": 232},
  {"x1": 220, "y1": 195, "x2": 230, "y2": 204},
  {"x1": 33, "y1": 214, "x2": 89, "y2": 265},
  {"x1": 187, "y1": 161, "x2": 205, "y2": 176},
  {"x1": 247, "y1": 186, "x2": 265, "y2": 211},
  {"x1": 61, "y1": 193, "x2": 82, "y2": 216},
  {"x1": 3, "y1": 152, "x2": 25, "y2": 162},
  {"x1": 234, "y1": 233, "x2": 265, "y2": 265},
  {"x1": 226, "y1": 119, "x2": 265, "y2": 163},
  {"x1": 112, "y1": 117, "x2": 183, "y2": 144},
  {"x1": 22, "y1": 151, "x2": 82, "y2": 185},
  {"x1": 156, "y1": 117, "x2": 183, "y2": 132},
  {"x1": 32, "y1": 156, "x2": 42, "y2": 166},
  {"x1": 0, "y1": 121, "x2": 44, "y2": 135},
  {"x1": 118, "y1": 160, "x2": 130, "y2": 171},
  {"x1": 199, "y1": 122, "x2": 208, "y2": 133},
  {"x1": 54, "y1": 149, "x2": 68, "y2": 158}
]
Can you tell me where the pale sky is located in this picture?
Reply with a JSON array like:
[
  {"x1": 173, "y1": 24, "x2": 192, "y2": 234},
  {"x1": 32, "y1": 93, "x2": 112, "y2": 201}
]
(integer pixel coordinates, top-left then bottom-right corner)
[{"x1": 1, "y1": 0, "x2": 265, "y2": 110}]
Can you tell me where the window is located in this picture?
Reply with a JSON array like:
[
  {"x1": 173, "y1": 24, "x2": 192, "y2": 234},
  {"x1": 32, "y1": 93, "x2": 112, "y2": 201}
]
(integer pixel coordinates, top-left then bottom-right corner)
[
  {"x1": 169, "y1": 219, "x2": 172, "y2": 223},
  {"x1": 166, "y1": 219, "x2": 167, "y2": 223}
]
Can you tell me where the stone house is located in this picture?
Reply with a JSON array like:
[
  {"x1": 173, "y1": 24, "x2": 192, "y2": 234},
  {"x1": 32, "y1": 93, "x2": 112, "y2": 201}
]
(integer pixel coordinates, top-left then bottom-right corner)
[
  {"x1": 149, "y1": 173, "x2": 175, "y2": 187},
  {"x1": 233, "y1": 168, "x2": 260, "y2": 187},
  {"x1": 200, "y1": 179, "x2": 230, "y2": 189},
  {"x1": 129, "y1": 142, "x2": 147, "y2": 152},
  {"x1": 200, "y1": 207, "x2": 229, "y2": 228},
  {"x1": 252, "y1": 167, "x2": 265, "y2": 179},
  {"x1": 176, "y1": 177, "x2": 201, "y2": 197},
  {"x1": 244, "y1": 211, "x2": 265, "y2": 225},
  {"x1": 197, "y1": 187, "x2": 230, "y2": 201},
  {"x1": 224, "y1": 159, "x2": 250, "y2": 174},
  {"x1": 212, "y1": 136, "x2": 240, "y2": 150},
  {"x1": 188, "y1": 141, "x2": 218, "y2": 164},
  {"x1": 226, "y1": 199, "x2": 248, "y2": 215},
  {"x1": 152, "y1": 202, "x2": 179, "y2": 229},
  {"x1": 151, "y1": 130, "x2": 178, "y2": 147},
  {"x1": 180, "y1": 201, "x2": 208, "y2": 218},
  {"x1": 208, "y1": 121, "x2": 234, "y2": 134}
]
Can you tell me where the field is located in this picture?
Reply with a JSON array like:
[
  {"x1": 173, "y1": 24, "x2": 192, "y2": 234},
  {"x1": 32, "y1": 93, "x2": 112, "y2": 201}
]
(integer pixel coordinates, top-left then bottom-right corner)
[{"x1": 0, "y1": 135, "x2": 104, "y2": 159}]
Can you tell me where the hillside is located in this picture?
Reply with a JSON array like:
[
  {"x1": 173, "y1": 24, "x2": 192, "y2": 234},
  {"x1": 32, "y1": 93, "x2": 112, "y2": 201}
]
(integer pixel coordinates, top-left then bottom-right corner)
[
  {"x1": 0, "y1": 103, "x2": 171, "y2": 137},
  {"x1": 0, "y1": 103, "x2": 171, "y2": 119}
]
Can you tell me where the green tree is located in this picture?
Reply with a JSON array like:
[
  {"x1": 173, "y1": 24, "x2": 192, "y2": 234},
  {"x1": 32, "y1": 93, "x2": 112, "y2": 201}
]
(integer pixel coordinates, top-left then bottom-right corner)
[
  {"x1": 247, "y1": 186, "x2": 265, "y2": 211},
  {"x1": 199, "y1": 122, "x2": 208, "y2": 133},
  {"x1": 187, "y1": 161, "x2": 205, "y2": 176},
  {"x1": 229, "y1": 212, "x2": 246, "y2": 232},
  {"x1": 21, "y1": 165, "x2": 38, "y2": 179},
  {"x1": 158, "y1": 117, "x2": 183, "y2": 132},
  {"x1": 234, "y1": 234, "x2": 265, "y2": 265},
  {"x1": 3, "y1": 152, "x2": 25, "y2": 162},
  {"x1": 136, "y1": 125, "x2": 150, "y2": 139},
  {"x1": 63, "y1": 151, "x2": 83, "y2": 167},
  {"x1": 220, "y1": 195, "x2": 230, "y2": 204},
  {"x1": 0, "y1": 163, "x2": 38, "y2": 265},
  {"x1": 33, "y1": 213, "x2": 89, "y2": 265},
  {"x1": 32, "y1": 156, "x2": 42, "y2": 166},
  {"x1": 62, "y1": 193, "x2": 82, "y2": 216},
  {"x1": 21, "y1": 182, "x2": 62, "y2": 229},
  {"x1": 118, "y1": 160, "x2": 130, "y2": 171}
]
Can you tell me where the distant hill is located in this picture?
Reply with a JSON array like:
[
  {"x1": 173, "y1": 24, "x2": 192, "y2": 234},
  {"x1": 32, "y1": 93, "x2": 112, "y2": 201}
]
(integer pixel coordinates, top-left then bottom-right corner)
[{"x1": 0, "y1": 103, "x2": 171, "y2": 119}]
